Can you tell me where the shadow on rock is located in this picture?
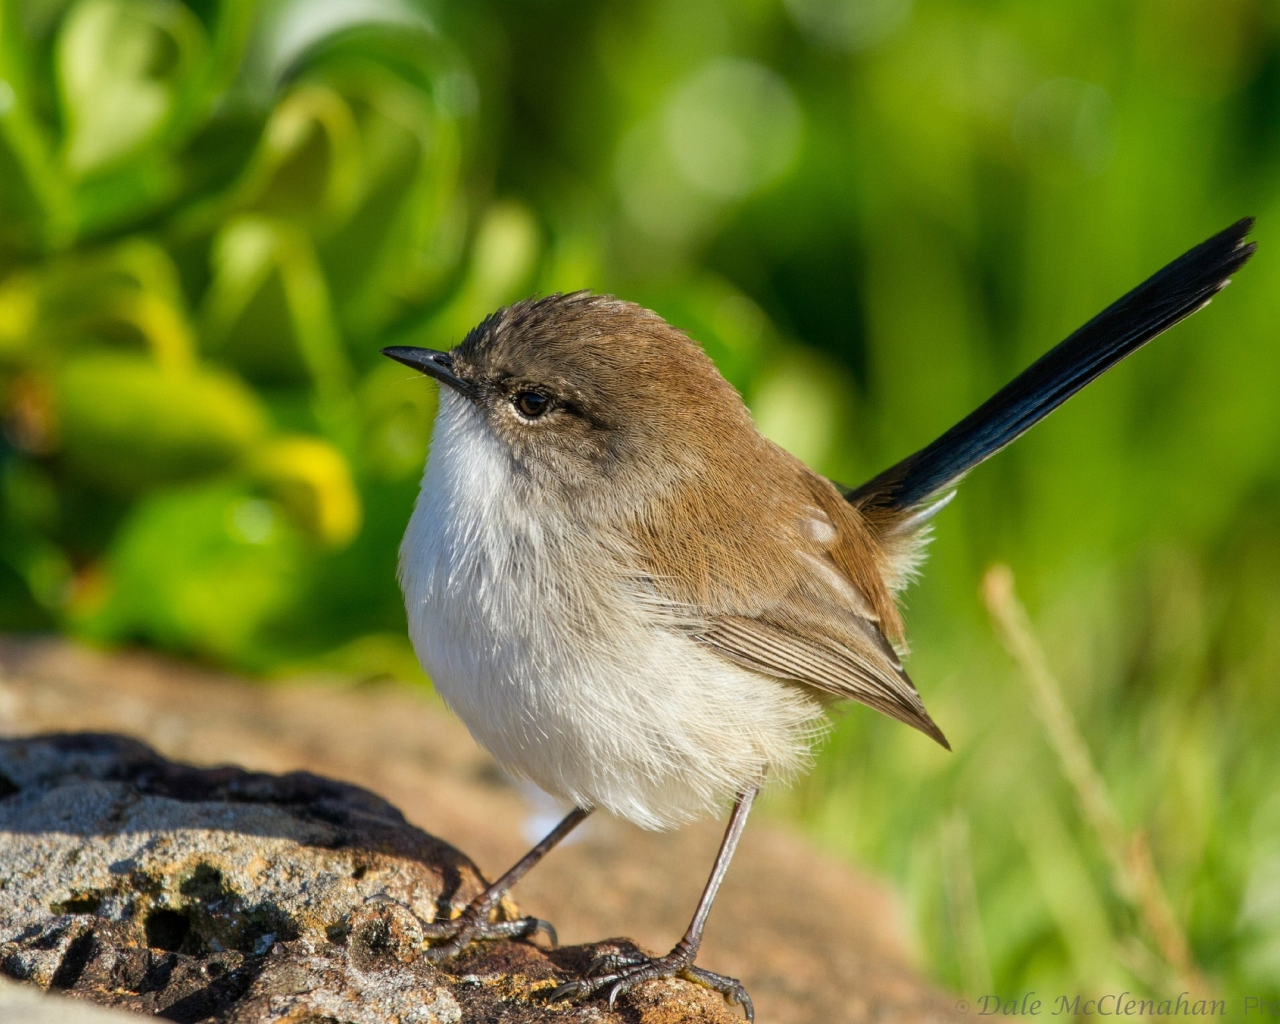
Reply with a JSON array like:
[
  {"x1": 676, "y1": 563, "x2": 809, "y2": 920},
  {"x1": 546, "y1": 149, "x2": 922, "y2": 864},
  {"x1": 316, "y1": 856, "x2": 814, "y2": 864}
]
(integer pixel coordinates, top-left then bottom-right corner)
[{"x1": 0, "y1": 733, "x2": 739, "y2": 1023}]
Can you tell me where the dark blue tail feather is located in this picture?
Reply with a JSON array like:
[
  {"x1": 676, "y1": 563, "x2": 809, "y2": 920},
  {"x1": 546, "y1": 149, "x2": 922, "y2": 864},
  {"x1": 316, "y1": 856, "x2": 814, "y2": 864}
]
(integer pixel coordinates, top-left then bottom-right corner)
[{"x1": 847, "y1": 218, "x2": 1256, "y2": 516}]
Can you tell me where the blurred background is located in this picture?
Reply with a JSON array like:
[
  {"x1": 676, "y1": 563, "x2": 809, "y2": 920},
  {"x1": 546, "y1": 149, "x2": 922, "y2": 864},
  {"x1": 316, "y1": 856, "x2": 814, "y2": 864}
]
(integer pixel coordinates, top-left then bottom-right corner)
[{"x1": 0, "y1": 0, "x2": 1277, "y2": 1010}]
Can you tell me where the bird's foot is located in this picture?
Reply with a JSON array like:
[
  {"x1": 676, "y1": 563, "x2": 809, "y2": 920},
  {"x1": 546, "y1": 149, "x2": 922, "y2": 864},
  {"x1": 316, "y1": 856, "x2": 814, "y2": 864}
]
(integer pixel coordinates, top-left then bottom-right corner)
[
  {"x1": 551, "y1": 945, "x2": 753, "y2": 1021},
  {"x1": 363, "y1": 893, "x2": 556, "y2": 959}
]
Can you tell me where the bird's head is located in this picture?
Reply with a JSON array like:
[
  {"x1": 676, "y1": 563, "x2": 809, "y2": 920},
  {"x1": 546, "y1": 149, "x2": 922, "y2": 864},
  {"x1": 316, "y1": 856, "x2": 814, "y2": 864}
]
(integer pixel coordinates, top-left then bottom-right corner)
[{"x1": 383, "y1": 292, "x2": 753, "y2": 505}]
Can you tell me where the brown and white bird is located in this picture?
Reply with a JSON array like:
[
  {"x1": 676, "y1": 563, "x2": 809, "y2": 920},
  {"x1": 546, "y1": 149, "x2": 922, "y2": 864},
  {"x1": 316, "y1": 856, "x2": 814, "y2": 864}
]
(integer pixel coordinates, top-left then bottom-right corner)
[{"x1": 383, "y1": 219, "x2": 1255, "y2": 1018}]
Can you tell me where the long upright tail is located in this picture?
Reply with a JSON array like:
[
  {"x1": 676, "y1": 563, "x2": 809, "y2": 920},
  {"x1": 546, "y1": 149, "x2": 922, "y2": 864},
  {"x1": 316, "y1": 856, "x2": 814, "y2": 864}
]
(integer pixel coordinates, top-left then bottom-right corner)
[{"x1": 847, "y1": 218, "x2": 1256, "y2": 526}]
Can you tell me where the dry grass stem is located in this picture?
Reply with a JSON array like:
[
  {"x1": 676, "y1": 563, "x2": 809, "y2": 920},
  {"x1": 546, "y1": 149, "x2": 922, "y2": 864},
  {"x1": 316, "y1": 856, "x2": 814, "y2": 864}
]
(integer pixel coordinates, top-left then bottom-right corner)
[{"x1": 981, "y1": 565, "x2": 1209, "y2": 1001}]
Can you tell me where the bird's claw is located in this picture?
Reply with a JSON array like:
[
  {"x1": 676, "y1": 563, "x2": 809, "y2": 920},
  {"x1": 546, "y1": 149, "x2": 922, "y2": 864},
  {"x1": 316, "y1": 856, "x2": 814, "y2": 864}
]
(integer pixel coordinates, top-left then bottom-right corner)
[
  {"x1": 362, "y1": 894, "x2": 556, "y2": 957},
  {"x1": 585, "y1": 949, "x2": 644, "y2": 976},
  {"x1": 529, "y1": 917, "x2": 559, "y2": 946},
  {"x1": 420, "y1": 913, "x2": 557, "y2": 958},
  {"x1": 550, "y1": 951, "x2": 753, "y2": 1021},
  {"x1": 683, "y1": 965, "x2": 753, "y2": 1019}
]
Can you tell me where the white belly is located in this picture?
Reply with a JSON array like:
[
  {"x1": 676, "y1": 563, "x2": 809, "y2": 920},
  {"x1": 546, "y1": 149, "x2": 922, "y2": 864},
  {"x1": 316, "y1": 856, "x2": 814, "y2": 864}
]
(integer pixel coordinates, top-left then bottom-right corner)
[{"x1": 399, "y1": 395, "x2": 825, "y2": 830}]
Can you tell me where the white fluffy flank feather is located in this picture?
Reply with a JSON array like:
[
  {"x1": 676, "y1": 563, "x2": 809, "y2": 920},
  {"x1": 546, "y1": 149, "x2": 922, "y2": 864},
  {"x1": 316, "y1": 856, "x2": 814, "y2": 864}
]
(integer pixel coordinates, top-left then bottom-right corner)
[{"x1": 400, "y1": 392, "x2": 825, "y2": 830}]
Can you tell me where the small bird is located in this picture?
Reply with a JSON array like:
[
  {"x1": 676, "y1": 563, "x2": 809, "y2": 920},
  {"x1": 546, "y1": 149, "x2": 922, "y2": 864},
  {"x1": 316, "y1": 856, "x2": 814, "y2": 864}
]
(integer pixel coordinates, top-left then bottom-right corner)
[{"x1": 384, "y1": 219, "x2": 1254, "y2": 1018}]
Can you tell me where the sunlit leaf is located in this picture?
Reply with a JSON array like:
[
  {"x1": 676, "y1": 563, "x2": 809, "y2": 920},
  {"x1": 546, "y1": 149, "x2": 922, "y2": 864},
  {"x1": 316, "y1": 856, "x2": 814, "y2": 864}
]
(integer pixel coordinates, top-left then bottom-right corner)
[
  {"x1": 248, "y1": 433, "x2": 362, "y2": 547},
  {"x1": 56, "y1": 0, "x2": 206, "y2": 176},
  {"x1": 55, "y1": 353, "x2": 268, "y2": 492},
  {"x1": 254, "y1": 84, "x2": 363, "y2": 222},
  {"x1": 0, "y1": 4, "x2": 76, "y2": 248},
  {"x1": 178, "y1": 83, "x2": 363, "y2": 236},
  {"x1": 98, "y1": 239, "x2": 198, "y2": 369},
  {"x1": 202, "y1": 215, "x2": 280, "y2": 343}
]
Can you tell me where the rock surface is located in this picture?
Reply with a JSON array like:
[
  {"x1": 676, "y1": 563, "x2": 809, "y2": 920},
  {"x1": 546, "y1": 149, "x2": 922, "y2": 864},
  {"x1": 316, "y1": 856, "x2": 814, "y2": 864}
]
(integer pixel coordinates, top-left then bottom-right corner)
[
  {"x1": 0, "y1": 976, "x2": 148, "y2": 1022},
  {"x1": 0, "y1": 637, "x2": 964, "y2": 1023},
  {"x1": 0, "y1": 732, "x2": 738, "y2": 1023}
]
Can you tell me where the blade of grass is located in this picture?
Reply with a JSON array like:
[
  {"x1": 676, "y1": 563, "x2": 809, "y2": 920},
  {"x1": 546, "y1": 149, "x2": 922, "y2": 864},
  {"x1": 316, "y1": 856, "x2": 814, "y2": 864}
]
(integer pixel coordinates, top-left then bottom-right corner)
[
  {"x1": 940, "y1": 810, "x2": 994, "y2": 996},
  {"x1": 981, "y1": 564, "x2": 1210, "y2": 1001}
]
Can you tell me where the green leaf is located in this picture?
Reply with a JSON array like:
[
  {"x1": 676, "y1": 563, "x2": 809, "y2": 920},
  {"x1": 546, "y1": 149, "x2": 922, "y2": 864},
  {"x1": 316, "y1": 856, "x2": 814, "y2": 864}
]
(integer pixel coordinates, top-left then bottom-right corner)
[
  {"x1": 55, "y1": 352, "x2": 268, "y2": 492},
  {"x1": 204, "y1": 214, "x2": 355, "y2": 418},
  {"x1": 72, "y1": 481, "x2": 304, "y2": 659},
  {"x1": 0, "y1": 1, "x2": 75, "y2": 248},
  {"x1": 248, "y1": 433, "x2": 362, "y2": 547},
  {"x1": 56, "y1": 0, "x2": 206, "y2": 177}
]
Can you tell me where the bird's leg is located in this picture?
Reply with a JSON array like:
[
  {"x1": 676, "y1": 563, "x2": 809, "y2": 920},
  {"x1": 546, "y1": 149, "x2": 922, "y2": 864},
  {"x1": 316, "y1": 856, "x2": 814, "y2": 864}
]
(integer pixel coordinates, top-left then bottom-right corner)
[
  {"x1": 551, "y1": 787, "x2": 758, "y2": 1022},
  {"x1": 370, "y1": 806, "x2": 591, "y2": 958}
]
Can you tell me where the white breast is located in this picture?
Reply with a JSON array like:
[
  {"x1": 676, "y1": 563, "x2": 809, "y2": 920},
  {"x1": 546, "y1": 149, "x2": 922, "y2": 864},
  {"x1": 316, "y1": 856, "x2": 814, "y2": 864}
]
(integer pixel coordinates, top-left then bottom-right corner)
[{"x1": 399, "y1": 393, "x2": 825, "y2": 830}]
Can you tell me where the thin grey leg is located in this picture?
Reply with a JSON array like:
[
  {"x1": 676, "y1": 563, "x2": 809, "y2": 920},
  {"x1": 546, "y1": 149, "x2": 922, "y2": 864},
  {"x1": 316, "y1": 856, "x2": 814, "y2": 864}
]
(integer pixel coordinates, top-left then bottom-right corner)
[
  {"x1": 552, "y1": 788, "x2": 758, "y2": 1021},
  {"x1": 369, "y1": 805, "x2": 591, "y2": 957}
]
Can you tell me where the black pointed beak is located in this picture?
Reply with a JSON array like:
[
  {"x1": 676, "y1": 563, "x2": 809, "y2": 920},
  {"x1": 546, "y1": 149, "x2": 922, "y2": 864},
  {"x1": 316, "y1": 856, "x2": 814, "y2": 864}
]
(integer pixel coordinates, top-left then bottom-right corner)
[{"x1": 381, "y1": 346, "x2": 478, "y2": 398}]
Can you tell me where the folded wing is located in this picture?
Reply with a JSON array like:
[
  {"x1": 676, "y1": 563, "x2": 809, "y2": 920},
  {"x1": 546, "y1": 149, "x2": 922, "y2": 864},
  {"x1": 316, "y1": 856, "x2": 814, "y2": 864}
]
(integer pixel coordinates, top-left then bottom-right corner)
[{"x1": 635, "y1": 463, "x2": 949, "y2": 748}]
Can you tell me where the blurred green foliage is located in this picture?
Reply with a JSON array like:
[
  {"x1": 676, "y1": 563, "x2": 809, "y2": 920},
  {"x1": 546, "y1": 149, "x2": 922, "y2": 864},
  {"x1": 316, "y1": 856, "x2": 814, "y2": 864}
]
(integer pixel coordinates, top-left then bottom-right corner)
[
  {"x1": 0, "y1": 0, "x2": 479, "y2": 661},
  {"x1": 3, "y1": 0, "x2": 1279, "y2": 1010}
]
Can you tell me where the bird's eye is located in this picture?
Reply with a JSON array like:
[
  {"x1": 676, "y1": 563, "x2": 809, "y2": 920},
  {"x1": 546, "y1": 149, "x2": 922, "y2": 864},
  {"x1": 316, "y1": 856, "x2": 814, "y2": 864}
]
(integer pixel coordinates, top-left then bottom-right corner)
[{"x1": 513, "y1": 391, "x2": 550, "y2": 419}]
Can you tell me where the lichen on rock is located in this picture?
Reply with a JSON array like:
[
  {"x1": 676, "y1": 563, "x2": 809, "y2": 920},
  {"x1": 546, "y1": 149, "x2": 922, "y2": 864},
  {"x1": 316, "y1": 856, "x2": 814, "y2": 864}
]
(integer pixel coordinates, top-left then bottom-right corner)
[{"x1": 0, "y1": 733, "x2": 739, "y2": 1023}]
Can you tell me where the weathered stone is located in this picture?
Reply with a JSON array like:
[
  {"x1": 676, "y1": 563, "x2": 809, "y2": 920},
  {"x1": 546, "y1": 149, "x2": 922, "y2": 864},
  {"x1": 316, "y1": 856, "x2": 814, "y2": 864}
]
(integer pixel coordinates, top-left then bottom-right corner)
[
  {"x1": 0, "y1": 637, "x2": 965, "y2": 1023},
  {"x1": 0, "y1": 976, "x2": 147, "y2": 1022},
  {"x1": 0, "y1": 733, "x2": 738, "y2": 1023}
]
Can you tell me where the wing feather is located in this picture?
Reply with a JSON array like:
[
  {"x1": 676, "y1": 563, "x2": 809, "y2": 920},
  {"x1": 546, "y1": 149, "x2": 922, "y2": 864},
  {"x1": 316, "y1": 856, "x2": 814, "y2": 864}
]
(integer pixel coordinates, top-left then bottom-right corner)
[
  {"x1": 633, "y1": 445, "x2": 948, "y2": 748},
  {"x1": 694, "y1": 600, "x2": 948, "y2": 749}
]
